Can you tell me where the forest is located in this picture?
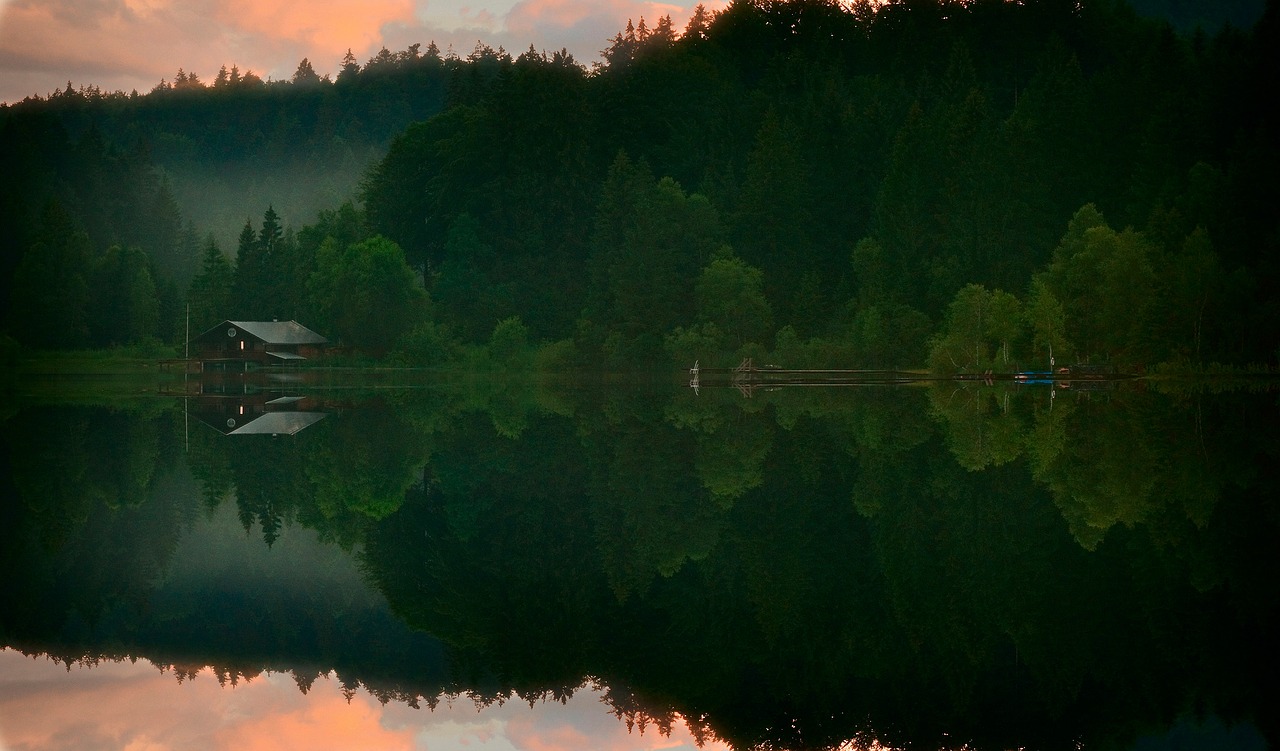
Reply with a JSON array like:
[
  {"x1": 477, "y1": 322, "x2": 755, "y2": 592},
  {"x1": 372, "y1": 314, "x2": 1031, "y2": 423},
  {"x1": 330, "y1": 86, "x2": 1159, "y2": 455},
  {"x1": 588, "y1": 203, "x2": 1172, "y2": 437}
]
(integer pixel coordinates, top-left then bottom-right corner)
[{"x1": 1, "y1": 0, "x2": 1277, "y2": 373}]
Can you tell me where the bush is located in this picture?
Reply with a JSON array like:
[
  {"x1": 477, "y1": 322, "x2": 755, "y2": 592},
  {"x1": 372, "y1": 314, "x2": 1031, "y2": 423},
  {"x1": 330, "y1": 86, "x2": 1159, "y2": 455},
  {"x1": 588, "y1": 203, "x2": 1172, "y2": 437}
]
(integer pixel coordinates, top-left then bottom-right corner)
[{"x1": 392, "y1": 321, "x2": 462, "y2": 367}]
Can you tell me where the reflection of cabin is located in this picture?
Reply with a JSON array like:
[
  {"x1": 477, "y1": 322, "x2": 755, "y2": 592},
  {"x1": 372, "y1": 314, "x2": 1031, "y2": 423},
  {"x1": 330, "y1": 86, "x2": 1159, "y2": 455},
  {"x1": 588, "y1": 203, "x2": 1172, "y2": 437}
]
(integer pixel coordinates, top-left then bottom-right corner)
[
  {"x1": 192, "y1": 320, "x2": 327, "y2": 370},
  {"x1": 191, "y1": 394, "x2": 327, "y2": 436}
]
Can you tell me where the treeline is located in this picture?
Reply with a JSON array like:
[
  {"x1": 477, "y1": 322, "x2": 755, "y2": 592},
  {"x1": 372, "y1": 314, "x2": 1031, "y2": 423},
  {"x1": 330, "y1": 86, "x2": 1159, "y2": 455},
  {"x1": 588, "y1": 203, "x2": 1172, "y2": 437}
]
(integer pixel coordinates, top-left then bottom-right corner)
[
  {"x1": 8, "y1": 39, "x2": 497, "y2": 164},
  {"x1": 0, "y1": 40, "x2": 496, "y2": 343},
  {"x1": 358, "y1": 0, "x2": 1279, "y2": 370},
  {"x1": 3, "y1": 0, "x2": 1279, "y2": 370}
]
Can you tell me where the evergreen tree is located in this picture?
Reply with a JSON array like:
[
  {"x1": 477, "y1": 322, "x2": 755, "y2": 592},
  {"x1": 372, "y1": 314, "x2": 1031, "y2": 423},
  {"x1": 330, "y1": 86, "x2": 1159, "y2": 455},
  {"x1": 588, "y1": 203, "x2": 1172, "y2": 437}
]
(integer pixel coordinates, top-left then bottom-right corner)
[
  {"x1": 188, "y1": 236, "x2": 233, "y2": 334},
  {"x1": 338, "y1": 49, "x2": 360, "y2": 83},
  {"x1": 232, "y1": 219, "x2": 265, "y2": 318},
  {"x1": 89, "y1": 245, "x2": 159, "y2": 346},
  {"x1": 292, "y1": 58, "x2": 321, "y2": 86}
]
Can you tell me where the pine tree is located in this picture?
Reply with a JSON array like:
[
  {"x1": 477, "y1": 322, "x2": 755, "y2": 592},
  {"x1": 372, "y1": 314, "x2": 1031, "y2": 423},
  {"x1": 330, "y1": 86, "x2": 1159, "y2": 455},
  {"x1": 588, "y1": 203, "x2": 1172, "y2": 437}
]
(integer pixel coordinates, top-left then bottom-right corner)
[
  {"x1": 293, "y1": 58, "x2": 321, "y2": 86},
  {"x1": 232, "y1": 219, "x2": 263, "y2": 317},
  {"x1": 188, "y1": 236, "x2": 233, "y2": 333},
  {"x1": 684, "y1": 4, "x2": 713, "y2": 41}
]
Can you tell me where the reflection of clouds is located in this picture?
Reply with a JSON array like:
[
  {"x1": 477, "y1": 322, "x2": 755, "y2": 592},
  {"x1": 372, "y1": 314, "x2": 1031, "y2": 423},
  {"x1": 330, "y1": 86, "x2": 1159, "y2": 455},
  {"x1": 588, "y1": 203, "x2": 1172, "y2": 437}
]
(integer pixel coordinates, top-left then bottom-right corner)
[
  {"x1": 0, "y1": 650, "x2": 726, "y2": 751},
  {"x1": 216, "y1": 690, "x2": 418, "y2": 751},
  {"x1": 0, "y1": 0, "x2": 726, "y2": 103}
]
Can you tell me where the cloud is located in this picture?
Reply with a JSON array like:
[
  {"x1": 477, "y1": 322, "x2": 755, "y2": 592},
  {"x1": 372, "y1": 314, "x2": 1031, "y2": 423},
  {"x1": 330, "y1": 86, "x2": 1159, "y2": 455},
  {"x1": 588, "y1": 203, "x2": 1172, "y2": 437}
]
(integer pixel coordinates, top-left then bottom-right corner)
[
  {"x1": 505, "y1": 0, "x2": 687, "y2": 34},
  {"x1": 0, "y1": 0, "x2": 420, "y2": 101},
  {"x1": 214, "y1": 692, "x2": 419, "y2": 751},
  {"x1": 0, "y1": 0, "x2": 727, "y2": 103},
  {"x1": 0, "y1": 0, "x2": 226, "y2": 98},
  {"x1": 497, "y1": 0, "x2": 725, "y2": 61},
  {"x1": 216, "y1": 0, "x2": 416, "y2": 60}
]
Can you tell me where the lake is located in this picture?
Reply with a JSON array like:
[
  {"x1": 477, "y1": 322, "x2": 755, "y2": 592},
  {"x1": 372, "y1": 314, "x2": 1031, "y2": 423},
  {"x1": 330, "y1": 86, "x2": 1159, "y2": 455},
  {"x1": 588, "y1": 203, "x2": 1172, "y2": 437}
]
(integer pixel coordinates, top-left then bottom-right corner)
[{"x1": 1, "y1": 374, "x2": 1276, "y2": 751}]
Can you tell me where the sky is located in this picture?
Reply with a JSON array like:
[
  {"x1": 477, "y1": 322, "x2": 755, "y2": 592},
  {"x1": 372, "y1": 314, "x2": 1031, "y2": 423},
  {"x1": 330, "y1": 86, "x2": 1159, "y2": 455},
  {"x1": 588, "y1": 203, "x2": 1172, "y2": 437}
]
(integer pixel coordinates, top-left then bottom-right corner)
[
  {"x1": 0, "y1": 649, "x2": 731, "y2": 751},
  {"x1": 0, "y1": 0, "x2": 725, "y2": 105}
]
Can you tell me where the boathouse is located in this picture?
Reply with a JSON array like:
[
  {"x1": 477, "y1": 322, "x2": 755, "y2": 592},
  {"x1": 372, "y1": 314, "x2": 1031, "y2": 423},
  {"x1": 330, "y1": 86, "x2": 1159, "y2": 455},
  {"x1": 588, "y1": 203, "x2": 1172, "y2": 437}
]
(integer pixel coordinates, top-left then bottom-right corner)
[{"x1": 191, "y1": 320, "x2": 327, "y2": 369}]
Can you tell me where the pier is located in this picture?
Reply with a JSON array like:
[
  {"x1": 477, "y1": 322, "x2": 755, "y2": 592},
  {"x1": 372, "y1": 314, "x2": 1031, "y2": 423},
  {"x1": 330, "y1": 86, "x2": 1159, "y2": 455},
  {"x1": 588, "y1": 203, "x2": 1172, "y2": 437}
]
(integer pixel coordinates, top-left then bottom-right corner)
[{"x1": 689, "y1": 358, "x2": 1138, "y2": 396}]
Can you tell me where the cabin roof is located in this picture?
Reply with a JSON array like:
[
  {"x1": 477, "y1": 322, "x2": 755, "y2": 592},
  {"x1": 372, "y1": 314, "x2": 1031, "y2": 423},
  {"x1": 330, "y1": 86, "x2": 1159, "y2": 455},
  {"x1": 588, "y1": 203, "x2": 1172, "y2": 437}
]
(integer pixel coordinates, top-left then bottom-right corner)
[
  {"x1": 196, "y1": 320, "x2": 328, "y2": 345},
  {"x1": 226, "y1": 411, "x2": 328, "y2": 436}
]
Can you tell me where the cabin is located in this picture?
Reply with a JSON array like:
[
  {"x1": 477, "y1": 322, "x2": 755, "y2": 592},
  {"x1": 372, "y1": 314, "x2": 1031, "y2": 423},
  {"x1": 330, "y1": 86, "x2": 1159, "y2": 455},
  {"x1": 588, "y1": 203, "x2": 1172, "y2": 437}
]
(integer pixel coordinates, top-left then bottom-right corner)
[{"x1": 191, "y1": 320, "x2": 327, "y2": 370}]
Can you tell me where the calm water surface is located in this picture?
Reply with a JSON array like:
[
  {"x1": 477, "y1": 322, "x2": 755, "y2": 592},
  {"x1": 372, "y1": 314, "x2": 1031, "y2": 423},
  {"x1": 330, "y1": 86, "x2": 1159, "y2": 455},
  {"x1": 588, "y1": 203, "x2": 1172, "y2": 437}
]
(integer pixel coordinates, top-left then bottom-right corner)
[{"x1": 1, "y1": 377, "x2": 1276, "y2": 751}]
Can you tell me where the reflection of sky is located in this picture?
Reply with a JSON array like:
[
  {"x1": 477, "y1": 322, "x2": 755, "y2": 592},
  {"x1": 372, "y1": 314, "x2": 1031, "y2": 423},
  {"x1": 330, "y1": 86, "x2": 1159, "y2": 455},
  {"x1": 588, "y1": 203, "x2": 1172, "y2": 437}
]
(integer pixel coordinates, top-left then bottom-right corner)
[
  {"x1": 0, "y1": 502, "x2": 727, "y2": 751},
  {"x1": 0, "y1": 648, "x2": 727, "y2": 751},
  {"x1": 154, "y1": 487, "x2": 388, "y2": 609}
]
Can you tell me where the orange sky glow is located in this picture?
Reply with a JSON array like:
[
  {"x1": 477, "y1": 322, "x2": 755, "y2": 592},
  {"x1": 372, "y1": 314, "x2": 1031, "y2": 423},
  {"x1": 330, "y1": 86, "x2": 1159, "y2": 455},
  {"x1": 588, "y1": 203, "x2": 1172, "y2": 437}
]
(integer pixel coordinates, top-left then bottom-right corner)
[
  {"x1": 0, "y1": 648, "x2": 731, "y2": 751},
  {"x1": 0, "y1": 0, "x2": 726, "y2": 104}
]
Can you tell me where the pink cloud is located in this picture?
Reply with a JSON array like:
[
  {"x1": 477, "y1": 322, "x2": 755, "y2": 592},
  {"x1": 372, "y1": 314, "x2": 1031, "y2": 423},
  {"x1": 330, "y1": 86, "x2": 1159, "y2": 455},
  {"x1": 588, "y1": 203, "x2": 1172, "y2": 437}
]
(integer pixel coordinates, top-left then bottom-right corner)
[
  {"x1": 0, "y1": 0, "x2": 211, "y2": 88},
  {"x1": 0, "y1": 0, "x2": 419, "y2": 102},
  {"x1": 214, "y1": 693, "x2": 419, "y2": 751},
  {"x1": 0, "y1": 0, "x2": 729, "y2": 104},
  {"x1": 217, "y1": 0, "x2": 416, "y2": 60},
  {"x1": 0, "y1": 653, "x2": 409, "y2": 751}
]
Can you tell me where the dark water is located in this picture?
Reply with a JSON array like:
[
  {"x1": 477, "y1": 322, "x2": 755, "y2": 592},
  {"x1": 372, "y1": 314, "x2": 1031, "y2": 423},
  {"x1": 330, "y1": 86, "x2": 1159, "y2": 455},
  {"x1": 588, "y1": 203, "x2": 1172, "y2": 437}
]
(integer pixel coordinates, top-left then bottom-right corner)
[{"x1": 1, "y1": 377, "x2": 1277, "y2": 750}]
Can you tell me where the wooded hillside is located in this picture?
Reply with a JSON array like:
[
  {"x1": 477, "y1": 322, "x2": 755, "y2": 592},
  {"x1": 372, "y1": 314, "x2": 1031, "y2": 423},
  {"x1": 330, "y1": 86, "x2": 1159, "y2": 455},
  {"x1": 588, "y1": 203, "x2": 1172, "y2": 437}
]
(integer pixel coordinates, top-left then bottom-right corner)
[{"x1": 2, "y1": 0, "x2": 1277, "y2": 370}]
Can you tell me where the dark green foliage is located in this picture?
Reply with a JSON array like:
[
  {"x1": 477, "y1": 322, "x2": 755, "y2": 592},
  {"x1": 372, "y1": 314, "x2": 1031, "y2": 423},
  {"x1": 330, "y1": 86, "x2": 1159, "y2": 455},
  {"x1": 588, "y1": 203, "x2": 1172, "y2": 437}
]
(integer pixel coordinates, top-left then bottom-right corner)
[
  {"x1": 187, "y1": 236, "x2": 233, "y2": 335},
  {"x1": 356, "y1": 0, "x2": 1280, "y2": 367},
  {"x1": 0, "y1": 120, "x2": 194, "y2": 343},
  {"x1": 6, "y1": 384, "x2": 1277, "y2": 751},
  {"x1": 88, "y1": 245, "x2": 159, "y2": 346},
  {"x1": 3, "y1": 1, "x2": 1279, "y2": 368},
  {"x1": 308, "y1": 235, "x2": 429, "y2": 351},
  {"x1": 231, "y1": 219, "x2": 267, "y2": 318},
  {"x1": 584, "y1": 155, "x2": 724, "y2": 359},
  {"x1": 7, "y1": 204, "x2": 94, "y2": 348}
]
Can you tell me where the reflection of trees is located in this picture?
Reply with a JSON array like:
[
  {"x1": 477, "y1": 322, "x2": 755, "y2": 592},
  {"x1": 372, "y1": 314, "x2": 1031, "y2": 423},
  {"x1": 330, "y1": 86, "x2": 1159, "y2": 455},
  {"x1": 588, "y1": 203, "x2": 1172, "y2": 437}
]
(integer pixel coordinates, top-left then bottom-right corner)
[
  {"x1": 365, "y1": 384, "x2": 1279, "y2": 750},
  {"x1": 306, "y1": 405, "x2": 429, "y2": 523},
  {"x1": 5, "y1": 385, "x2": 1279, "y2": 751},
  {"x1": 184, "y1": 396, "x2": 433, "y2": 548},
  {"x1": 1024, "y1": 390, "x2": 1254, "y2": 551},
  {"x1": 926, "y1": 384, "x2": 1263, "y2": 553},
  {"x1": 665, "y1": 388, "x2": 773, "y2": 503},
  {"x1": 1, "y1": 401, "x2": 455, "y2": 706},
  {"x1": 1, "y1": 405, "x2": 192, "y2": 648},
  {"x1": 927, "y1": 385, "x2": 1026, "y2": 471}
]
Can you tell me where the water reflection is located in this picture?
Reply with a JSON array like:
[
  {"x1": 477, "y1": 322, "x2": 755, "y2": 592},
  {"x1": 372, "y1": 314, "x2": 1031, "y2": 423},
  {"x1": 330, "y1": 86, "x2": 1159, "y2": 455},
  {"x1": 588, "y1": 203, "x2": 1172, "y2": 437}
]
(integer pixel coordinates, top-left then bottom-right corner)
[
  {"x1": 1, "y1": 379, "x2": 1277, "y2": 750},
  {"x1": 190, "y1": 394, "x2": 328, "y2": 436},
  {"x1": 0, "y1": 649, "x2": 720, "y2": 751}
]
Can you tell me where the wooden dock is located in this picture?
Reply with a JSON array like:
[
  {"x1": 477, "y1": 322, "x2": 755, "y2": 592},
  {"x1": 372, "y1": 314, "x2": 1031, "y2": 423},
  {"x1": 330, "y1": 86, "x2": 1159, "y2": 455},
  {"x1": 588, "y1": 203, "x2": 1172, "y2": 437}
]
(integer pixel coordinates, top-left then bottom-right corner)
[{"x1": 688, "y1": 358, "x2": 1137, "y2": 395}]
